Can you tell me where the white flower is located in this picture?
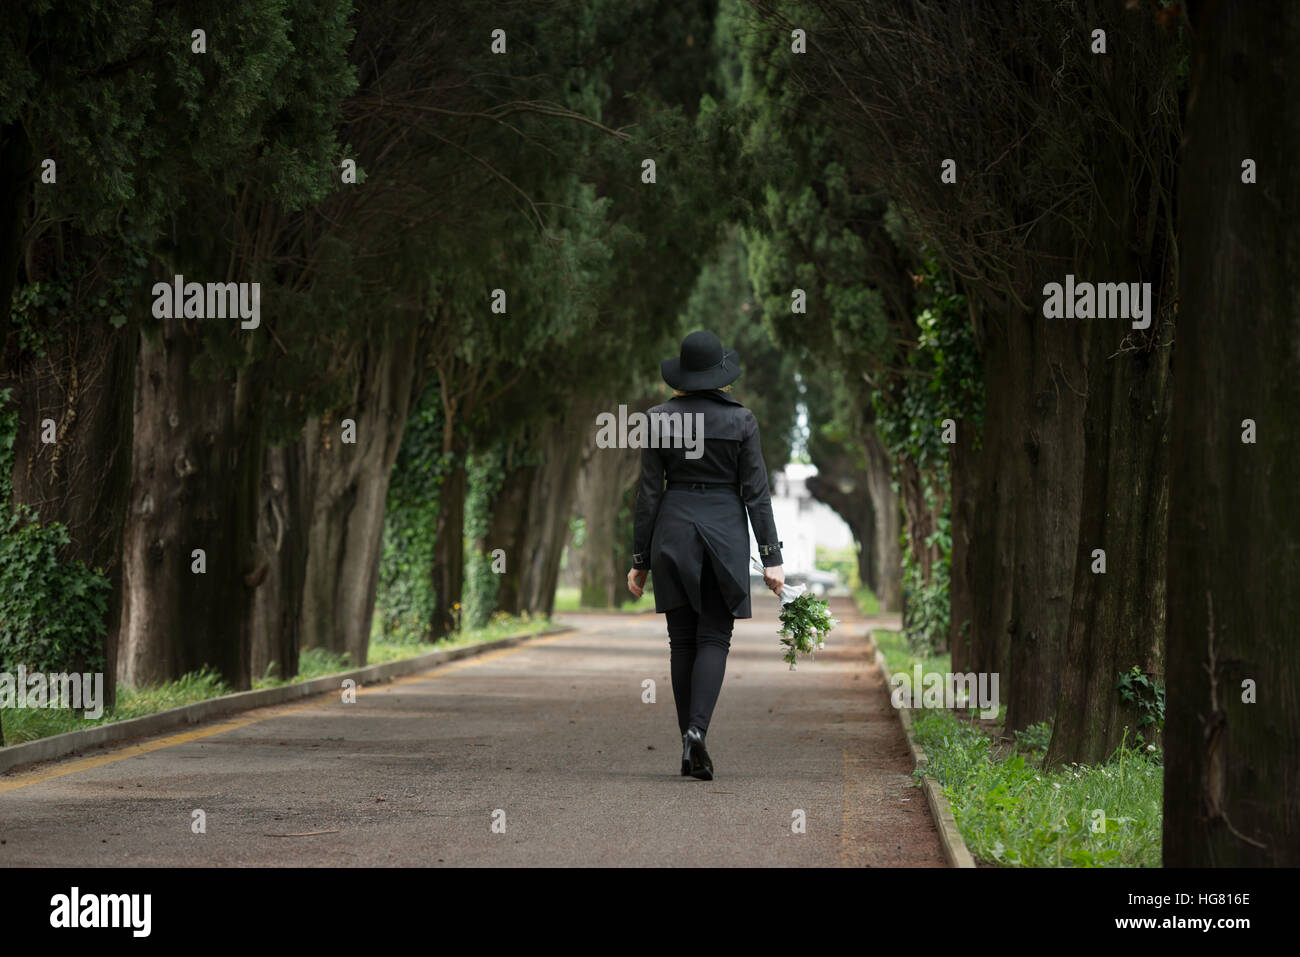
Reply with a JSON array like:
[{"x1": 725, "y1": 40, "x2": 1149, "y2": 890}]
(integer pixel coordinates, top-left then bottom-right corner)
[
  {"x1": 1146, "y1": 744, "x2": 1156, "y2": 752},
  {"x1": 817, "y1": 641, "x2": 825, "y2": 649},
  {"x1": 1052, "y1": 782, "x2": 1061, "y2": 790}
]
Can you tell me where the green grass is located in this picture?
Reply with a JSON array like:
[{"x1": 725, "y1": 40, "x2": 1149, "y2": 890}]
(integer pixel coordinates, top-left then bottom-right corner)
[
  {"x1": 910, "y1": 709, "x2": 1163, "y2": 867},
  {"x1": 870, "y1": 626, "x2": 1162, "y2": 866},
  {"x1": 253, "y1": 613, "x2": 555, "y2": 684},
  {"x1": 252, "y1": 646, "x2": 351, "y2": 687},
  {"x1": 0, "y1": 669, "x2": 231, "y2": 745},
  {"x1": 871, "y1": 627, "x2": 951, "y2": 680},
  {"x1": 367, "y1": 613, "x2": 554, "y2": 659},
  {"x1": 852, "y1": 586, "x2": 880, "y2": 616},
  {"x1": 1, "y1": 613, "x2": 553, "y2": 748},
  {"x1": 552, "y1": 585, "x2": 655, "y2": 614}
]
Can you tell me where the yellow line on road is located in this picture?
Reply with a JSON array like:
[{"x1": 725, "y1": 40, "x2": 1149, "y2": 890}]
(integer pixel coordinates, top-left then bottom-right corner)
[{"x1": 0, "y1": 630, "x2": 573, "y2": 794}]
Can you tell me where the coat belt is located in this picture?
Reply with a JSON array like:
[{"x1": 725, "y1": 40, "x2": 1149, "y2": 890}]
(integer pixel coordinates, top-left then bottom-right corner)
[{"x1": 666, "y1": 481, "x2": 738, "y2": 491}]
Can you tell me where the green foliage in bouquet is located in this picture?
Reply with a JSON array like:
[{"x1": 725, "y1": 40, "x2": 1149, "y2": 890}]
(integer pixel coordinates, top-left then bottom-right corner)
[{"x1": 778, "y1": 593, "x2": 838, "y2": 669}]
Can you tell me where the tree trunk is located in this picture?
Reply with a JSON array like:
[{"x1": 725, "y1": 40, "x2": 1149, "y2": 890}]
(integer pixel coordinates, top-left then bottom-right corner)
[
  {"x1": 300, "y1": 326, "x2": 423, "y2": 665},
  {"x1": 3, "y1": 320, "x2": 136, "y2": 708},
  {"x1": 1163, "y1": 0, "x2": 1300, "y2": 865},
  {"x1": 485, "y1": 460, "x2": 536, "y2": 616},
  {"x1": 430, "y1": 463, "x2": 466, "y2": 639},
  {"x1": 0, "y1": 122, "x2": 31, "y2": 335},
  {"x1": 804, "y1": 466, "x2": 876, "y2": 587},
  {"x1": 897, "y1": 456, "x2": 943, "y2": 585},
  {"x1": 948, "y1": 416, "x2": 979, "y2": 672},
  {"x1": 576, "y1": 430, "x2": 640, "y2": 608},
  {"x1": 971, "y1": 303, "x2": 1088, "y2": 734},
  {"x1": 514, "y1": 405, "x2": 593, "y2": 615},
  {"x1": 118, "y1": 321, "x2": 261, "y2": 689},
  {"x1": 250, "y1": 442, "x2": 308, "y2": 682},
  {"x1": 1047, "y1": 177, "x2": 1176, "y2": 766},
  {"x1": 805, "y1": 429, "x2": 901, "y2": 611},
  {"x1": 862, "y1": 432, "x2": 902, "y2": 613},
  {"x1": 1048, "y1": 317, "x2": 1171, "y2": 766},
  {"x1": 1006, "y1": 305, "x2": 1088, "y2": 734},
  {"x1": 966, "y1": 313, "x2": 1014, "y2": 682}
]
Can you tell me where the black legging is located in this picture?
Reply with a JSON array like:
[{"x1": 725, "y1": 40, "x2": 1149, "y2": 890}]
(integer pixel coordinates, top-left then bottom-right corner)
[{"x1": 664, "y1": 558, "x2": 736, "y2": 736}]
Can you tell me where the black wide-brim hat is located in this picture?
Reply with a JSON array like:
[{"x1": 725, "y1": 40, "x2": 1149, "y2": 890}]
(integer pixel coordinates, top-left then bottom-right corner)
[{"x1": 661, "y1": 329, "x2": 741, "y2": 391}]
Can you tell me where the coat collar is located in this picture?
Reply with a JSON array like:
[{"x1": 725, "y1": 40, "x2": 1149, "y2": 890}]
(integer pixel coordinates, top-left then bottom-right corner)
[{"x1": 674, "y1": 388, "x2": 742, "y2": 406}]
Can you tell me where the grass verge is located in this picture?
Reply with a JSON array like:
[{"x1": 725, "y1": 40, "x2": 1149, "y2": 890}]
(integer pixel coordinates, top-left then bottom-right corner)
[
  {"x1": 552, "y1": 585, "x2": 655, "y2": 614},
  {"x1": 872, "y1": 627, "x2": 1162, "y2": 867},
  {"x1": 0, "y1": 613, "x2": 552, "y2": 747},
  {"x1": 909, "y1": 709, "x2": 1162, "y2": 866},
  {"x1": 871, "y1": 626, "x2": 951, "y2": 681},
  {"x1": 852, "y1": 586, "x2": 881, "y2": 617}
]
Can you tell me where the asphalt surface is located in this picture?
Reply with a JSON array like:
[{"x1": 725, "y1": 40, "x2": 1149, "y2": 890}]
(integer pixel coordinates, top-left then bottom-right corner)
[{"x1": 0, "y1": 595, "x2": 944, "y2": 867}]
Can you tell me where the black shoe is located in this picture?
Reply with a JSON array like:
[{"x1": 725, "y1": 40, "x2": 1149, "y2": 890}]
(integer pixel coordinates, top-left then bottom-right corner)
[
  {"x1": 684, "y1": 727, "x2": 713, "y2": 780},
  {"x1": 681, "y1": 733, "x2": 691, "y2": 776}
]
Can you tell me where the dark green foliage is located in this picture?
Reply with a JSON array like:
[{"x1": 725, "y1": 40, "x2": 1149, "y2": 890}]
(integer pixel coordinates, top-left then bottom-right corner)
[
  {"x1": 735, "y1": 0, "x2": 907, "y2": 414},
  {"x1": 1116, "y1": 666, "x2": 1166, "y2": 745},
  {"x1": 463, "y1": 445, "x2": 508, "y2": 629},
  {"x1": 0, "y1": 516, "x2": 110, "y2": 673},
  {"x1": 900, "y1": 520, "x2": 950, "y2": 654},
  {"x1": 374, "y1": 384, "x2": 451, "y2": 643},
  {"x1": 871, "y1": 257, "x2": 983, "y2": 473},
  {"x1": 5, "y1": 0, "x2": 356, "y2": 240},
  {"x1": 870, "y1": 257, "x2": 982, "y2": 652},
  {"x1": 8, "y1": 238, "x2": 150, "y2": 354},
  {"x1": 683, "y1": 228, "x2": 799, "y2": 470},
  {"x1": 0, "y1": 388, "x2": 109, "y2": 674},
  {"x1": 1015, "y1": 721, "x2": 1054, "y2": 757}
]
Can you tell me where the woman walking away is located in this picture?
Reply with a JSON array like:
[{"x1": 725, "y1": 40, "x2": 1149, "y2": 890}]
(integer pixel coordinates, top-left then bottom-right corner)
[{"x1": 626, "y1": 329, "x2": 784, "y2": 781}]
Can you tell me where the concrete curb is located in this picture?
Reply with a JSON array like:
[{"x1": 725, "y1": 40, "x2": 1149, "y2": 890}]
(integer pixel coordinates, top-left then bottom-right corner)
[
  {"x1": 869, "y1": 631, "x2": 977, "y2": 869},
  {"x1": 0, "y1": 625, "x2": 574, "y2": 775}
]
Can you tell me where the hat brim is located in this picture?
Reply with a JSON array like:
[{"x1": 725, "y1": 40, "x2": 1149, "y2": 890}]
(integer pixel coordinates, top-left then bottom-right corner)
[{"x1": 661, "y1": 349, "x2": 741, "y2": 391}]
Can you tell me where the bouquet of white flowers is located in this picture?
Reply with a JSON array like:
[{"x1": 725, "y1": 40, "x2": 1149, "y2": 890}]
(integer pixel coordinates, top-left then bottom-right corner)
[{"x1": 752, "y1": 557, "x2": 839, "y2": 669}]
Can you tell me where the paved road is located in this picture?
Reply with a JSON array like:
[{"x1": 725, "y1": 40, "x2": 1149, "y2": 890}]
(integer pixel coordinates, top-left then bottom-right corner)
[{"x1": 0, "y1": 595, "x2": 944, "y2": 866}]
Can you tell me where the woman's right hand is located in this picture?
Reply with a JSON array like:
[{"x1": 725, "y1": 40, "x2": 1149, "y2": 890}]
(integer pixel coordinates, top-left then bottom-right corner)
[
  {"x1": 627, "y1": 567, "x2": 648, "y2": 598},
  {"x1": 763, "y1": 564, "x2": 784, "y2": 596}
]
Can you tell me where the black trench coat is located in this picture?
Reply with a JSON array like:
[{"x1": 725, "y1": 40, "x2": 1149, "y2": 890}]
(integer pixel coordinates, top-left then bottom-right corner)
[{"x1": 631, "y1": 389, "x2": 783, "y2": 619}]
